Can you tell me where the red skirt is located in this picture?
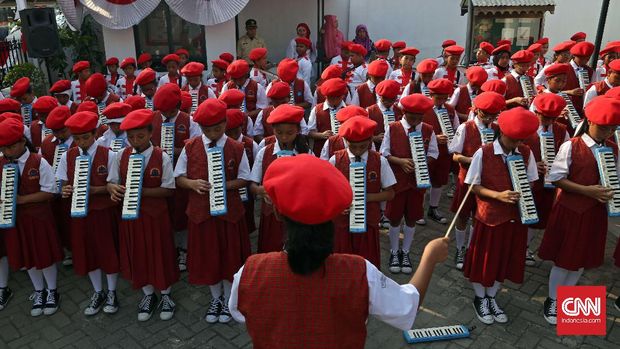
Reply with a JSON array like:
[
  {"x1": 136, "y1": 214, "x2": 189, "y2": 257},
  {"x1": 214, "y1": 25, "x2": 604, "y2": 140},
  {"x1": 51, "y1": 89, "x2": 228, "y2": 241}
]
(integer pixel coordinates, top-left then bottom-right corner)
[
  {"x1": 463, "y1": 220, "x2": 527, "y2": 287},
  {"x1": 52, "y1": 197, "x2": 72, "y2": 250},
  {"x1": 333, "y1": 224, "x2": 381, "y2": 269},
  {"x1": 385, "y1": 188, "x2": 425, "y2": 224},
  {"x1": 243, "y1": 193, "x2": 256, "y2": 234},
  {"x1": 71, "y1": 208, "x2": 120, "y2": 275},
  {"x1": 429, "y1": 151, "x2": 451, "y2": 187},
  {"x1": 258, "y1": 211, "x2": 286, "y2": 253},
  {"x1": 5, "y1": 204, "x2": 63, "y2": 270},
  {"x1": 119, "y1": 213, "x2": 179, "y2": 290},
  {"x1": 538, "y1": 202, "x2": 608, "y2": 270},
  {"x1": 529, "y1": 187, "x2": 556, "y2": 229},
  {"x1": 614, "y1": 238, "x2": 620, "y2": 268},
  {"x1": 450, "y1": 174, "x2": 475, "y2": 219},
  {"x1": 187, "y1": 218, "x2": 251, "y2": 285},
  {"x1": 0, "y1": 230, "x2": 7, "y2": 257},
  {"x1": 168, "y1": 188, "x2": 188, "y2": 232}
]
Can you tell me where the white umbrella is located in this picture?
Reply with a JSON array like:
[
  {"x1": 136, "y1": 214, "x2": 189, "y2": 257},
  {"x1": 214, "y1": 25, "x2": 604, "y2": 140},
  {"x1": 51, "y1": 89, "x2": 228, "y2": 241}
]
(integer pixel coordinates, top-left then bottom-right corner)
[
  {"x1": 57, "y1": 0, "x2": 85, "y2": 30},
  {"x1": 165, "y1": 0, "x2": 249, "y2": 26},
  {"x1": 79, "y1": 0, "x2": 161, "y2": 30}
]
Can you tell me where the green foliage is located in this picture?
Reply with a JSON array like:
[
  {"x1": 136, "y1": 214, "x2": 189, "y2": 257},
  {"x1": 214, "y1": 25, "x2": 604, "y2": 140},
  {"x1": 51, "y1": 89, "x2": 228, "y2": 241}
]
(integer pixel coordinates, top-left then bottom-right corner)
[{"x1": 2, "y1": 62, "x2": 46, "y2": 95}]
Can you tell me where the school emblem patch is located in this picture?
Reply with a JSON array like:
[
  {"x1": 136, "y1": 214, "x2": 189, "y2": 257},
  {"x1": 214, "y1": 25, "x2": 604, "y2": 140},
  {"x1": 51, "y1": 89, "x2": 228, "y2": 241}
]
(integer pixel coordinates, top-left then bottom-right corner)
[
  {"x1": 150, "y1": 168, "x2": 161, "y2": 177},
  {"x1": 227, "y1": 159, "x2": 236, "y2": 170},
  {"x1": 28, "y1": 168, "x2": 40, "y2": 179},
  {"x1": 368, "y1": 171, "x2": 378, "y2": 182},
  {"x1": 97, "y1": 165, "x2": 108, "y2": 175},
  {"x1": 177, "y1": 124, "x2": 187, "y2": 134}
]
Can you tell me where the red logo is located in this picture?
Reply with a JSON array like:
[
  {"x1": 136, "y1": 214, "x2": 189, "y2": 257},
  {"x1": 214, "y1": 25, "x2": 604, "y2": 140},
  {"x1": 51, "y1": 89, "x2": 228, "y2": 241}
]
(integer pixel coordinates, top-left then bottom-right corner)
[{"x1": 557, "y1": 286, "x2": 606, "y2": 336}]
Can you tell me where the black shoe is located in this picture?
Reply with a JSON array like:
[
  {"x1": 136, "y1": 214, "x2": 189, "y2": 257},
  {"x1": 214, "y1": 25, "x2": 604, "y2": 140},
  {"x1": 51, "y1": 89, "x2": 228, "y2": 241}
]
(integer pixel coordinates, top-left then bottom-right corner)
[
  {"x1": 43, "y1": 289, "x2": 60, "y2": 315},
  {"x1": 487, "y1": 296, "x2": 508, "y2": 323},
  {"x1": 84, "y1": 291, "x2": 106, "y2": 316},
  {"x1": 428, "y1": 207, "x2": 448, "y2": 224},
  {"x1": 388, "y1": 250, "x2": 401, "y2": 274},
  {"x1": 0, "y1": 287, "x2": 13, "y2": 311},
  {"x1": 455, "y1": 247, "x2": 466, "y2": 270},
  {"x1": 218, "y1": 296, "x2": 232, "y2": 323},
  {"x1": 615, "y1": 297, "x2": 620, "y2": 313},
  {"x1": 178, "y1": 249, "x2": 187, "y2": 272},
  {"x1": 205, "y1": 297, "x2": 221, "y2": 323},
  {"x1": 473, "y1": 296, "x2": 493, "y2": 324},
  {"x1": 62, "y1": 254, "x2": 73, "y2": 267},
  {"x1": 525, "y1": 249, "x2": 536, "y2": 266},
  {"x1": 543, "y1": 297, "x2": 557, "y2": 325},
  {"x1": 137, "y1": 293, "x2": 158, "y2": 322},
  {"x1": 159, "y1": 294, "x2": 175, "y2": 321},
  {"x1": 103, "y1": 290, "x2": 119, "y2": 314},
  {"x1": 401, "y1": 251, "x2": 413, "y2": 274},
  {"x1": 30, "y1": 289, "x2": 47, "y2": 317}
]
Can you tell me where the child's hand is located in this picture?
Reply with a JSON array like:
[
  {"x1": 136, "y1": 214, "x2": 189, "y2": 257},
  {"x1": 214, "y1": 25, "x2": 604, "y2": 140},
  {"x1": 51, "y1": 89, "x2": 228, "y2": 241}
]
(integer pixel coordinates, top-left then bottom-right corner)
[
  {"x1": 567, "y1": 88, "x2": 584, "y2": 97},
  {"x1": 108, "y1": 184, "x2": 125, "y2": 202},
  {"x1": 436, "y1": 134, "x2": 449, "y2": 145},
  {"x1": 400, "y1": 158, "x2": 415, "y2": 174},
  {"x1": 536, "y1": 161, "x2": 546, "y2": 176},
  {"x1": 586, "y1": 185, "x2": 613, "y2": 203},
  {"x1": 322, "y1": 130, "x2": 334, "y2": 139},
  {"x1": 191, "y1": 179, "x2": 211, "y2": 195},
  {"x1": 61, "y1": 185, "x2": 73, "y2": 199},
  {"x1": 495, "y1": 190, "x2": 520, "y2": 204},
  {"x1": 422, "y1": 237, "x2": 450, "y2": 264}
]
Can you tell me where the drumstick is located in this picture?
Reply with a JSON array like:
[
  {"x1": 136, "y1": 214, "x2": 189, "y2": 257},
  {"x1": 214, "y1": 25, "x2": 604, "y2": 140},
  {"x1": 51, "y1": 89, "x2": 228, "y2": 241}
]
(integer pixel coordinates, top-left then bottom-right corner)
[{"x1": 444, "y1": 183, "x2": 474, "y2": 239}]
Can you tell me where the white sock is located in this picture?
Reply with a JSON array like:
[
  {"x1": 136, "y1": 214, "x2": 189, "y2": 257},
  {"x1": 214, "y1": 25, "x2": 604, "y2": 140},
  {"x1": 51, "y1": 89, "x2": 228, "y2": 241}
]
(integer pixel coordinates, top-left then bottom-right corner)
[
  {"x1": 472, "y1": 282, "x2": 486, "y2": 298},
  {"x1": 222, "y1": 280, "x2": 232, "y2": 303},
  {"x1": 564, "y1": 268, "x2": 584, "y2": 286},
  {"x1": 42, "y1": 265, "x2": 57, "y2": 290},
  {"x1": 466, "y1": 224, "x2": 474, "y2": 247},
  {"x1": 106, "y1": 273, "x2": 118, "y2": 291},
  {"x1": 142, "y1": 284, "x2": 155, "y2": 295},
  {"x1": 0, "y1": 257, "x2": 8, "y2": 288},
  {"x1": 402, "y1": 225, "x2": 415, "y2": 253},
  {"x1": 549, "y1": 266, "x2": 569, "y2": 299},
  {"x1": 388, "y1": 226, "x2": 401, "y2": 252},
  {"x1": 209, "y1": 282, "x2": 223, "y2": 300},
  {"x1": 429, "y1": 187, "x2": 443, "y2": 207},
  {"x1": 527, "y1": 228, "x2": 536, "y2": 247},
  {"x1": 27, "y1": 268, "x2": 45, "y2": 291},
  {"x1": 161, "y1": 286, "x2": 171, "y2": 295},
  {"x1": 486, "y1": 281, "x2": 501, "y2": 297},
  {"x1": 88, "y1": 269, "x2": 103, "y2": 293},
  {"x1": 175, "y1": 230, "x2": 188, "y2": 250},
  {"x1": 455, "y1": 227, "x2": 466, "y2": 249}
]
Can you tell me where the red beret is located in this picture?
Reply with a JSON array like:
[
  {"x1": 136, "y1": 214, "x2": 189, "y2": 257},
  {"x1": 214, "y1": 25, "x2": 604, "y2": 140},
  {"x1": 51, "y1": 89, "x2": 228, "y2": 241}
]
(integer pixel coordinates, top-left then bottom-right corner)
[
  {"x1": 263, "y1": 154, "x2": 352, "y2": 224},
  {"x1": 137, "y1": 53, "x2": 152, "y2": 65},
  {"x1": 120, "y1": 109, "x2": 154, "y2": 131},
  {"x1": 570, "y1": 32, "x2": 586, "y2": 41},
  {"x1": 249, "y1": 47, "x2": 268, "y2": 61},
  {"x1": 374, "y1": 39, "x2": 392, "y2": 51},
  {"x1": 466, "y1": 66, "x2": 488, "y2": 86},
  {"x1": 444, "y1": 45, "x2": 464, "y2": 56},
  {"x1": 226, "y1": 109, "x2": 245, "y2": 130},
  {"x1": 416, "y1": 58, "x2": 439, "y2": 74},
  {"x1": 161, "y1": 54, "x2": 180, "y2": 65},
  {"x1": 72, "y1": 61, "x2": 90, "y2": 74},
  {"x1": 294, "y1": 37, "x2": 312, "y2": 49},
  {"x1": 479, "y1": 41, "x2": 494, "y2": 55},
  {"x1": 219, "y1": 52, "x2": 235, "y2": 63},
  {"x1": 135, "y1": 68, "x2": 157, "y2": 86},
  {"x1": 400, "y1": 94, "x2": 434, "y2": 114},
  {"x1": 527, "y1": 43, "x2": 542, "y2": 53},
  {"x1": 536, "y1": 37, "x2": 549, "y2": 45},
  {"x1": 218, "y1": 89, "x2": 245, "y2": 107},
  {"x1": 0, "y1": 118, "x2": 25, "y2": 147},
  {"x1": 105, "y1": 57, "x2": 119, "y2": 66},
  {"x1": 600, "y1": 42, "x2": 620, "y2": 57},
  {"x1": 492, "y1": 44, "x2": 512, "y2": 55},
  {"x1": 497, "y1": 107, "x2": 539, "y2": 139},
  {"x1": 267, "y1": 81, "x2": 290, "y2": 99},
  {"x1": 32, "y1": 96, "x2": 59, "y2": 114},
  {"x1": 180, "y1": 91, "x2": 192, "y2": 112},
  {"x1": 341, "y1": 41, "x2": 353, "y2": 50},
  {"x1": 211, "y1": 59, "x2": 229, "y2": 71},
  {"x1": 85, "y1": 73, "x2": 107, "y2": 97},
  {"x1": 0, "y1": 112, "x2": 23, "y2": 122},
  {"x1": 321, "y1": 65, "x2": 343, "y2": 80},
  {"x1": 65, "y1": 111, "x2": 98, "y2": 134},
  {"x1": 76, "y1": 101, "x2": 98, "y2": 114},
  {"x1": 427, "y1": 78, "x2": 454, "y2": 95},
  {"x1": 442, "y1": 39, "x2": 456, "y2": 48},
  {"x1": 400, "y1": 47, "x2": 420, "y2": 57},
  {"x1": 570, "y1": 41, "x2": 595, "y2": 57},
  {"x1": 320, "y1": 78, "x2": 347, "y2": 97},
  {"x1": 473, "y1": 92, "x2": 505, "y2": 114},
  {"x1": 349, "y1": 43, "x2": 368, "y2": 57},
  {"x1": 481, "y1": 79, "x2": 507, "y2": 95},
  {"x1": 609, "y1": 59, "x2": 620, "y2": 73},
  {"x1": 553, "y1": 41, "x2": 576, "y2": 53},
  {"x1": 103, "y1": 102, "x2": 132, "y2": 121},
  {"x1": 0, "y1": 98, "x2": 22, "y2": 112},
  {"x1": 120, "y1": 57, "x2": 136, "y2": 69},
  {"x1": 367, "y1": 59, "x2": 389, "y2": 77},
  {"x1": 49, "y1": 80, "x2": 72, "y2": 94},
  {"x1": 605, "y1": 86, "x2": 620, "y2": 100},
  {"x1": 175, "y1": 48, "x2": 190, "y2": 57},
  {"x1": 544, "y1": 63, "x2": 571, "y2": 77},
  {"x1": 45, "y1": 105, "x2": 71, "y2": 130},
  {"x1": 124, "y1": 95, "x2": 146, "y2": 111},
  {"x1": 277, "y1": 58, "x2": 299, "y2": 83},
  {"x1": 497, "y1": 39, "x2": 512, "y2": 47},
  {"x1": 339, "y1": 116, "x2": 377, "y2": 142},
  {"x1": 181, "y1": 62, "x2": 205, "y2": 77},
  {"x1": 533, "y1": 93, "x2": 566, "y2": 118},
  {"x1": 511, "y1": 50, "x2": 535, "y2": 63},
  {"x1": 193, "y1": 99, "x2": 227, "y2": 126},
  {"x1": 10, "y1": 77, "x2": 30, "y2": 98},
  {"x1": 153, "y1": 83, "x2": 181, "y2": 111},
  {"x1": 267, "y1": 104, "x2": 305, "y2": 124},
  {"x1": 392, "y1": 41, "x2": 406, "y2": 49},
  {"x1": 375, "y1": 80, "x2": 400, "y2": 99},
  {"x1": 584, "y1": 96, "x2": 620, "y2": 126},
  {"x1": 227, "y1": 60, "x2": 250, "y2": 79},
  {"x1": 336, "y1": 105, "x2": 369, "y2": 124}
]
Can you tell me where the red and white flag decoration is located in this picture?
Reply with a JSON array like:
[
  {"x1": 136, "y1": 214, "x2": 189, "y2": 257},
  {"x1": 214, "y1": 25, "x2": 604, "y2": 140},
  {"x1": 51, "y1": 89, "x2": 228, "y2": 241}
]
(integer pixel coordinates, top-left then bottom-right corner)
[
  {"x1": 79, "y1": 0, "x2": 161, "y2": 29},
  {"x1": 165, "y1": 0, "x2": 249, "y2": 26}
]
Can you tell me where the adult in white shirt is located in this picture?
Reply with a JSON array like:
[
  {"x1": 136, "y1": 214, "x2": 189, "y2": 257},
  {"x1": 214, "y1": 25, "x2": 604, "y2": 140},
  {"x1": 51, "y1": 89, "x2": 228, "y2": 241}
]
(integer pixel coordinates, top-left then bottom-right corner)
[{"x1": 285, "y1": 23, "x2": 317, "y2": 63}]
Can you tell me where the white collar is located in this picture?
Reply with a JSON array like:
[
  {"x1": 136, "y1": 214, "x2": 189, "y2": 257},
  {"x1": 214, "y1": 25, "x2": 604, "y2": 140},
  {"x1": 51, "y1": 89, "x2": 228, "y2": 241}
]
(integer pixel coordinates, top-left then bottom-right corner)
[
  {"x1": 400, "y1": 118, "x2": 420, "y2": 132},
  {"x1": 16, "y1": 148, "x2": 30, "y2": 164},
  {"x1": 52, "y1": 135, "x2": 73, "y2": 146},
  {"x1": 322, "y1": 101, "x2": 345, "y2": 111},
  {"x1": 366, "y1": 80, "x2": 376, "y2": 90},
  {"x1": 473, "y1": 117, "x2": 492, "y2": 130},
  {"x1": 132, "y1": 144, "x2": 153, "y2": 156},
  {"x1": 378, "y1": 101, "x2": 391, "y2": 112},
  {"x1": 346, "y1": 148, "x2": 368, "y2": 162},
  {"x1": 510, "y1": 70, "x2": 524, "y2": 79},
  {"x1": 570, "y1": 60, "x2": 580, "y2": 70},
  {"x1": 492, "y1": 139, "x2": 521, "y2": 156},
  {"x1": 581, "y1": 133, "x2": 600, "y2": 148},
  {"x1": 604, "y1": 78, "x2": 612, "y2": 88},
  {"x1": 201, "y1": 134, "x2": 228, "y2": 148},
  {"x1": 78, "y1": 142, "x2": 99, "y2": 157},
  {"x1": 189, "y1": 83, "x2": 203, "y2": 91},
  {"x1": 161, "y1": 110, "x2": 180, "y2": 122}
]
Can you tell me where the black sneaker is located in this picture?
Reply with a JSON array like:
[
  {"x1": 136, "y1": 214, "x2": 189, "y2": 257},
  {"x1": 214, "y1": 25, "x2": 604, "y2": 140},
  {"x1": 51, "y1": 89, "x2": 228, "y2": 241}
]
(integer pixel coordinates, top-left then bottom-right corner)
[
  {"x1": 62, "y1": 253, "x2": 73, "y2": 267},
  {"x1": 615, "y1": 297, "x2": 620, "y2": 313},
  {"x1": 428, "y1": 207, "x2": 448, "y2": 224},
  {"x1": 455, "y1": 247, "x2": 466, "y2": 270},
  {"x1": 487, "y1": 296, "x2": 508, "y2": 323},
  {"x1": 137, "y1": 293, "x2": 157, "y2": 322},
  {"x1": 0, "y1": 287, "x2": 13, "y2": 311},
  {"x1": 83, "y1": 291, "x2": 105, "y2": 316},
  {"x1": 525, "y1": 249, "x2": 536, "y2": 266},
  {"x1": 218, "y1": 296, "x2": 232, "y2": 323},
  {"x1": 205, "y1": 297, "x2": 221, "y2": 323},
  {"x1": 473, "y1": 296, "x2": 494, "y2": 324},
  {"x1": 103, "y1": 290, "x2": 119, "y2": 314},
  {"x1": 159, "y1": 294, "x2": 175, "y2": 321},
  {"x1": 379, "y1": 216, "x2": 390, "y2": 229},
  {"x1": 446, "y1": 184, "x2": 456, "y2": 198},
  {"x1": 43, "y1": 289, "x2": 60, "y2": 315},
  {"x1": 388, "y1": 250, "x2": 401, "y2": 274},
  {"x1": 30, "y1": 289, "x2": 47, "y2": 317},
  {"x1": 401, "y1": 251, "x2": 413, "y2": 274},
  {"x1": 178, "y1": 249, "x2": 187, "y2": 272},
  {"x1": 543, "y1": 297, "x2": 557, "y2": 325}
]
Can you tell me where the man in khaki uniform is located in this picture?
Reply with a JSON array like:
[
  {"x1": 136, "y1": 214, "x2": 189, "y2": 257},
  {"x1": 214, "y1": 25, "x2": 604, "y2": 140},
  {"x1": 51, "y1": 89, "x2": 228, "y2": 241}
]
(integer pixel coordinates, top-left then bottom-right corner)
[{"x1": 237, "y1": 19, "x2": 267, "y2": 63}]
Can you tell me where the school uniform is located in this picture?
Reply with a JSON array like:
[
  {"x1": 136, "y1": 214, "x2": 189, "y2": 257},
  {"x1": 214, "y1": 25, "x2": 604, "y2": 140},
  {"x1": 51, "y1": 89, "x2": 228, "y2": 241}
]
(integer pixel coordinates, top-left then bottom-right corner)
[
  {"x1": 115, "y1": 75, "x2": 137, "y2": 100},
  {"x1": 223, "y1": 79, "x2": 269, "y2": 118},
  {"x1": 564, "y1": 60, "x2": 593, "y2": 115},
  {"x1": 502, "y1": 70, "x2": 536, "y2": 104},
  {"x1": 29, "y1": 120, "x2": 53, "y2": 151},
  {"x1": 60, "y1": 100, "x2": 78, "y2": 115},
  {"x1": 236, "y1": 133, "x2": 259, "y2": 234},
  {"x1": 330, "y1": 55, "x2": 354, "y2": 71},
  {"x1": 447, "y1": 84, "x2": 478, "y2": 121},
  {"x1": 584, "y1": 78, "x2": 613, "y2": 107},
  {"x1": 296, "y1": 56, "x2": 313, "y2": 86},
  {"x1": 158, "y1": 73, "x2": 186, "y2": 89},
  {"x1": 401, "y1": 79, "x2": 431, "y2": 98},
  {"x1": 388, "y1": 69, "x2": 414, "y2": 94},
  {"x1": 347, "y1": 64, "x2": 368, "y2": 91},
  {"x1": 423, "y1": 103, "x2": 460, "y2": 187},
  {"x1": 350, "y1": 81, "x2": 377, "y2": 108},
  {"x1": 71, "y1": 79, "x2": 87, "y2": 104},
  {"x1": 433, "y1": 66, "x2": 466, "y2": 86},
  {"x1": 307, "y1": 101, "x2": 346, "y2": 155},
  {"x1": 485, "y1": 66, "x2": 508, "y2": 81},
  {"x1": 181, "y1": 83, "x2": 216, "y2": 107},
  {"x1": 106, "y1": 72, "x2": 122, "y2": 90},
  {"x1": 367, "y1": 101, "x2": 403, "y2": 149},
  {"x1": 96, "y1": 128, "x2": 127, "y2": 150},
  {"x1": 265, "y1": 79, "x2": 314, "y2": 107}
]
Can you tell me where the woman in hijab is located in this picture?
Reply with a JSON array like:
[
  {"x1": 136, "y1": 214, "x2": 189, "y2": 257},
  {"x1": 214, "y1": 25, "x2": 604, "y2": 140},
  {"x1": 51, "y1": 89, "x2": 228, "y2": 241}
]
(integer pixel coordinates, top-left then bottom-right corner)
[
  {"x1": 286, "y1": 23, "x2": 317, "y2": 63},
  {"x1": 353, "y1": 24, "x2": 374, "y2": 60},
  {"x1": 320, "y1": 15, "x2": 344, "y2": 63}
]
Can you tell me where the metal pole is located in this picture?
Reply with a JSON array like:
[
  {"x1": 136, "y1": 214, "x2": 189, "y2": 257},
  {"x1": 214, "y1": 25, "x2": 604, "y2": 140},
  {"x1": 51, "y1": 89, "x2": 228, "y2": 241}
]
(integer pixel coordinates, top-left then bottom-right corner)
[
  {"x1": 464, "y1": 0, "x2": 474, "y2": 65},
  {"x1": 591, "y1": 0, "x2": 610, "y2": 69}
]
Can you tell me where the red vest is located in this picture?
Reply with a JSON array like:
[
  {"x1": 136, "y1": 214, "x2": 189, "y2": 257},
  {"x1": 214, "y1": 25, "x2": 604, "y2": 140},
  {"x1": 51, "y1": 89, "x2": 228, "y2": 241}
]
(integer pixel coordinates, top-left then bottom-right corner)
[
  {"x1": 454, "y1": 85, "x2": 473, "y2": 115},
  {"x1": 457, "y1": 121, "x2": 498, "y2": 178},
  {"x1": 388, "y1": 121, "x2": 433, "y2": 193},
  {"x1": 367, "y1": 104, "x2": 403, "y2": 135},
  {"x1": 181, "y1": 84, "x2": 211, "y2": 106},
  {"x1": 423, "y1": 104, "x2": 457, "y2": 158},
  {"x1": 119, "y1": 147, "x2": 167, "y2": 218},
  {"x1": 260, "y1": 143, "x2": 279, "y2": 216},
  {"x1": 592, "y1": 80, "x2": 612, "y2": 95},
  {"x1": 327, "y1": 135, "x2": 345, "y2": 159},
  {"x1": 225, "y1": 80, "x2": 259, "y2": 112},
  {"x1": 272, "y1": 78, "x2": 306, "y2": 104},
  {"x1": 564, "y1": 64, "x2": 593, "y2": 114},
  {"x1": 312, "y1": 103, "x2": 334, "y2": 155},
  {"x1": 240, "y1": 135, "x2": 255, "y2": 167},
  {"x1": 30, "y1": 121, "x2": 44, "y2": 150},
  {"x1": 40, "y1": 136, "x2": 77, "y2": 166},
  {"x1": 1, "y1": 153, "x2": 49, "y2": 217},
  {"x1": 504, "y1": 73, "x2": 534, "y2": 100},
  {"x1": 184, "y1": 137, "x2": 245, "y2": 224},
  {"x1": 238, "y1": 252, "x2": 369, "y2": 349},
  {"x1": 355, "y1": 83, "x2": 376, "y2": 108},
  {"x1": 260, "y1": 106, "x2": 275, "y2": 137},
  {"x1": 475, "y1": 143, "x2": 531, "y2": 226},
  {"x1": 151, "y1": 111, "x2": 191, "y2": 153},
  {"x1": 66, "y1": 146, "x2": 115, "y2": 211},
  {"x1": 263, "y1": 135, "x2": 276, "y2": 147}
]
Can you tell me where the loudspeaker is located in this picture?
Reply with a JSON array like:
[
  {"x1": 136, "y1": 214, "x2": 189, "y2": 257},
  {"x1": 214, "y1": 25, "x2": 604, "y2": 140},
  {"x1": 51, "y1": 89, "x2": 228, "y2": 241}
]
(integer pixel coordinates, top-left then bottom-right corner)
[{"x1": 19, "y1": 8, "x2": 60, "y2": 58}]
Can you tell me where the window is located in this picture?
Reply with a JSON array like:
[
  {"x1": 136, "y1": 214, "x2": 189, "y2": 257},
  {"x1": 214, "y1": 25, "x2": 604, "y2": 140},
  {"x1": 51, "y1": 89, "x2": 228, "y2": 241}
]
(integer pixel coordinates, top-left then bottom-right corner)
[
  {"x1": 471, "y1": 16, "x2": 542, "y2": 55},
  {"x1": 133, "y1": 2, "x2": 206, "y2": 72}
]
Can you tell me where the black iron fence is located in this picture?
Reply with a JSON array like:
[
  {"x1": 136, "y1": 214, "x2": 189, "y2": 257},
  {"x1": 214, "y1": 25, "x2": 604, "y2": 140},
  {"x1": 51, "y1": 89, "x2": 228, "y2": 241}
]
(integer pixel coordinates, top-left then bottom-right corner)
[{"x1": 0, "y1": 39, "x2": 29, "y2": 86}]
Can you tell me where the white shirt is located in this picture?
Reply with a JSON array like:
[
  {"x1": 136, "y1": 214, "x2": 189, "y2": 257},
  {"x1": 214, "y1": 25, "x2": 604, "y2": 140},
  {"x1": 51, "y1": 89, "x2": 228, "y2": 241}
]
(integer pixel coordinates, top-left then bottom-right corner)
[
  {"x1": 173, "y1": 134, "x2": 251, "y2": 181},
  {"x1": 447, "y1": 84, "x2": 476, "y2": 109},
  {"x1": 265, "y1": 80, "x2": 314, "y2": 107},
  {"x1": 9, "y1": 149, "x2": 56, "y2": 194},
  {"x1": 157, "y1": 73, "x2": 187, "y2": 88},
  {"x1": 449, "y1": 117, "x2": 495, "y2": 154},
  {"x1": 320, "y1": 138, "x2": 376, "y2": 160},
  {"x1": 107, "y1": 144, "x2": 175, "y2": 189},
  {"x1": 70, "y1": 80, "x2": 81, "y2": 103},
  {"x1": 159, "y1": 111, "x2": 203, "y2": 139},
  {"x1": 547, "y1": 133, "x2": 620, "y2": 182},
  {"x1": 330, "y1": 56, "x2": 354, "y2": 70},
  {"x1": 388, "y1": 68, "x2": 413, "y2": 87},
  {"x1": 593, "y1": 66, "x2": 606, "y2": 83},
  {"x1": 433, "y1": 66, "x2": 466, "y2": 85},
  {"x1": 222, "y1": 79, "x2": 269, "y2": 110},
  {"x1": 464, "y1": 139, "x2": 539, "y2": 185},
  {"x1": 115, "y1": 76, "x2": 136, "y2": 100},
  {"x1": 250, "y1": 142, "x2": 312, "y2": 183},
  {"x1": 307, "y1": 101, "x2": 346, "y2": 132},
  {"x1": 228, "y1": 259, "x2": 421, "y2": 331},
  {"x1": 96, "y1": 127, "x2": 126, "y2": 150},
  {"x1": 236, "y1": 134, "x2": 260, "y2": 161},
  {"x1": 187, "y1": 83, "x2": 217, "y2": 100},
  {"x1": 348, "y1": 64, "x2": 368, "y2": 91},
  {"x1": 253, "y1": 109, "x2": 309, "y2": 137},
  {"x1": 38, "y1": 136, "x2": 74, "y2": 156},
  {"x1": 249, "y1": 68, "x2": 269, "y2": 88},
  {"x1": 485, "y1": 66, "x2": 504, "y2": 81},
  {"x1": 328, "y1": 149, "x2": 397, "y2": 188},
  {"x1": 296, "y1": 56, "x2": 313, "y2": 86},
  {"x1": 584, "y1": 78, "x2": 612, "y2": 107},
  {"x1": 380, "y1": 118, "x2": 439, "y2": 160},
  {"x1": 350, "y1": 81, "x2": 376, "y2": 107},
  {"x1": 56, "y1": 142, "x2": 115, "y2": 183},
  {"x1": 286, "y1": 38, "x2": 317, "y2": 63},
  {"x1": 401, "y1": 80, "x2": 430, "y2": 97}
]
